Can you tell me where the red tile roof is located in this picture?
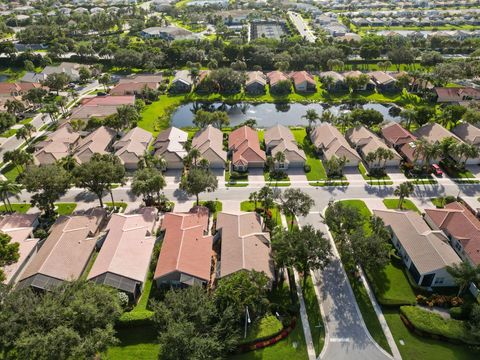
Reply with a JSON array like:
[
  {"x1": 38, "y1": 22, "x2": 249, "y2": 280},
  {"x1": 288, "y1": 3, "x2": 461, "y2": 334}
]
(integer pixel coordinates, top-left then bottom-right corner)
[
  {"x1": 425, "y1": 202, "x2": 480, "y2": 265},
  {"x1": 228, "y1": 126, "x2": 266, "y2": 166},
  {"x1": 154, "y1": 207, "x2": 212, "y2": 282},
  {"x1": 80, "y1": 95, "x2": 135, "y2": 106},
  {"x1": 381, "y1": 123, "x2": 416, "y2": 146},
  {"x1": 435, "y1": 87, "x2": 480, "y2": 102},
  {"x1": 289, "y1": 71, "x2": 315, "y2": 86},
  {"x1": 266, "y1": 71, "x2": 288, "y2": 86}
]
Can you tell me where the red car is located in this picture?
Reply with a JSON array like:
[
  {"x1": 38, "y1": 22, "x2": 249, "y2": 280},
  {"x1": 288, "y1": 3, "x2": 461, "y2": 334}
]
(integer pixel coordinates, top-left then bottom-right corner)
[{"x1": 432, "y1": 164, "x2": 443, "y2": 177}]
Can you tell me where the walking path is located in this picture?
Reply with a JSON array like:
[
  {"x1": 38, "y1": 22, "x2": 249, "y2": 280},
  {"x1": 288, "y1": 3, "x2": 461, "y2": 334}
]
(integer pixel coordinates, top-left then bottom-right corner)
[
  {"x1": 299, "y1": 213, "x2": 393, "y2": 360},
  {"x1": 280, "y1": 213, "x2": 317, "y2": 360}
]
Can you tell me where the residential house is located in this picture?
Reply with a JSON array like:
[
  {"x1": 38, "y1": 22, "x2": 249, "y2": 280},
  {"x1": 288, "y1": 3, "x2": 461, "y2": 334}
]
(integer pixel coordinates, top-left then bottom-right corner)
[
  {"x1": 113, "y1": 127, "x2": 153, "y2": 170},
  {"x1": 140, "y1": 26, "x2": 197, "y2": 41},
  {"x1": 0, "y1": 214, "x2": 39, "y2": 285},
  {"x1": 20, "y1": 72, "x2": 48, "y2": 83},
  {"x1": 368, "y1": 71, "x2": 397, "y2": 92},
  {"x1": 319, "y1": 71, "x2": 346, "y2": 91},
  {"x1": 425, "y1": 202, "x2": 480, "y2": 266},
  {"x1": 289, "y1": 71, "x2": 316, "y2": 92},
  {"x1": 414, "y1": 123, "x2": 466, "y2": 164},
  {"x1": 191, "y1": 125, "x2": 227, "y2": 169},
  {"x1": 228, "y1": 125, "x2": 266, "y2": 171},
  {"x1": 154, "y1": 207, "x2": 212, "y2": 287},
  {"x1": 452, "y1": 123, "x2": 480, "y2": 156},
  {"x1": 73, "y1": 126, "x2": 116, "y2": 164},
  {"x1": 374, "y1": 209, "x2": 461, "y2": 287},
  {"x1": 42, "y1": 62, "x2": 84, "y2": 82},
  {"x1": 17, "y1": 209, "x2": 107, "y2": 291},
  {"x1": 245, "y1": 71, "x2": 267, "y2": 95},
  {"x1": 153, "y1": 127, "x2": 188, "y2": 169},
  {"x1": 343, "y1": 70, "x2": 375, "y2": 91},
  {"x1": 310, "y1": 123, "x2": 361, "y2": 167},
  {"x1": 70, "y1": 95, "x2": 135, "y2": 120},
  {"x1": 264, "y1": 124, "x2": 306, "y2": 169},
  {"x1": 88, "y1": 207, "x2": 158, "y2": 300},
  {"x1": 381, "y1": 122, "x2": 418, "y2": 164},
  {"x1": 110, "y1": 74, "x2": 162, "y2": 96},
  {"x1": 170, "y1": 70, "x2": 193, "y2": 93},
  {"x1": 267, "y1": 71, "x2": 289, "y2": 93},
  {"x1": 346, "y1": 126, "x2": 402, "y2": 168},
  {"x1": 434, "y1": 87, "x2": 480, "y2": 103},
  {"x1": 33, "y1": 123, "x2": 81, "y2": 165},
  {"x1": 215, "y1": 212, "x2": 274, "y2": 280}
]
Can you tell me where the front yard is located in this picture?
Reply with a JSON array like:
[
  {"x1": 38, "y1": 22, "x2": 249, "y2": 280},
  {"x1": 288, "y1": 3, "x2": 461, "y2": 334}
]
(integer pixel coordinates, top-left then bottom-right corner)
[
  {"x1": 358, "y1": 163, "x2": 393, "y2": 186},
  {"x1": 383, "y1": 198, "x2": 420, "y2": 213}
]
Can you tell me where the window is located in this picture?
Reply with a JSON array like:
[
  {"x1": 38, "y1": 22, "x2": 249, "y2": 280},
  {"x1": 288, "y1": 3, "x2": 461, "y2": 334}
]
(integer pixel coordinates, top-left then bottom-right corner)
[
  {"x1": 454, "y1": 241, "x2": 462, "y2": 252},
  {"x1": 278, "y1": 162, "x2": 285, "y2": 169},
  {"x1": 434, "y1": 277, "x2": 444, "y2": 285}
]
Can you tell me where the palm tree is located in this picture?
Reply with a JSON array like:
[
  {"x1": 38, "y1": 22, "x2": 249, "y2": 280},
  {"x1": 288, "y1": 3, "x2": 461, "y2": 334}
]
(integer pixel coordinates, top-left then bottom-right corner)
[
  {"x1": 249, "y1": 191, "x2": 259, "y2": 210},
  {"x1": 185, "y1": 148, "x2": 202, "y2": 168},
  {"x1": 447, "y1": 262, "x2": 480, "y2": 296},
  {"x1": 321, "y1": 76, "x2": 334, "y2": 92},
  {"x1": 400, "y1": 108, "x2": 416, "y2": 131},
  {"x1": 365, "y1": 152, "x2": 376, "y2": 169},
  {"x1": 382, "y1": 149, "x2": 395, "y2": 168},
  {"x1": 58, "y1": 155, "x2": 77, "y2": 171},
  {"x1": 455, "y1": 143, "x2": 479, "y2": 168},
  {"x1": 273, "y1": 151, "x2": 286, "y2": 169},
  {"x1": 423, "y1": 142, "x2": 442, "y2": 169},
  {"x1": 0, "y1": 180, "x2": 22, "y2": 212},
  {"x1": 320, "y1": 109, "x2": 336, "y2": 124},
  {"x1": 393, "y1": 181, "x2": 414, "y2": 209},
  {"x1": 302, "y1": 109, "x2": 319, "y2": 130},
  {"x1": 15, "y1": 123, "x2": 35, "y2": 142}
]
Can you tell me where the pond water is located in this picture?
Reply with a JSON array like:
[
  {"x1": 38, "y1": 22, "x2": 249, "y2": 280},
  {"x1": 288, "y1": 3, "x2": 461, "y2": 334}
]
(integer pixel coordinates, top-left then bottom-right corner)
[{"x1": 171, "y1": 102, "x2": 402, "y2": 128}]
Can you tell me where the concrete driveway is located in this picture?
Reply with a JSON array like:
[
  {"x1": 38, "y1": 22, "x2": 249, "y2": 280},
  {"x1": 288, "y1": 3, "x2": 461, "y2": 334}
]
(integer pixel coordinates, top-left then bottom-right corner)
[
  {"x1": 343, "y1": 166, "x2": 364, "y2": 185},
  {"x1": 287, "y1": 167, "x2": 308, "y2": 184},
  {"x1": 164, "y1": 169, "x2": 182, "y2": 187},
  {"x1": 298, "y1": 213, "x2": 392, "y2": 360},
  {"x1": 248, "y1": 168, "x2": 265, "y2": 187},
  {"x1": 211, "y1": 168, "x2": 225, "y2": 188}
]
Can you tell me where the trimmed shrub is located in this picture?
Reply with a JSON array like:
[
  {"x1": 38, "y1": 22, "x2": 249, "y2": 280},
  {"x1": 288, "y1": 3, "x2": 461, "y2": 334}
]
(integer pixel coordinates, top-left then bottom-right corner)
[
  {"x1": 117, "y1": 309, "x2": 154, "y2": 328},
  {"x1": 303, "y1": 164, "x2": 311, "y2": 173},
  {"x1": 449, "y1": 307, "x2": 466, "y2": 320},
  {"x1": 400, "y1": 305, "x2": 480, "y2": 345}
]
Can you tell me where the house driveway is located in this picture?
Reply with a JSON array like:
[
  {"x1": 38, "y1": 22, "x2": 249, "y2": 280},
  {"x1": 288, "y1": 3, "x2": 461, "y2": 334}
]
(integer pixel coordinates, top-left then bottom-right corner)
[
  {"x1": 211, "y1": 168, "x2": 225, "y2": 188},
  {"x1": 385, "y1": 167, "x2": 408, "y2": 182},
  {"x1": 298, "y1": 213, "x2": 393, "y2": 360},
  {"x1": 343, "y1": 167, "x2": 364, "y2": 185},
  {"x1": 164, "y1": 169, "x2": 182, "y2": 188},
  {"x1": 248, "y1": 168, "x2": 265, "y2": 187},
  {"x1": 287, "y1": 167, "x2": 308, "y2": 184}
]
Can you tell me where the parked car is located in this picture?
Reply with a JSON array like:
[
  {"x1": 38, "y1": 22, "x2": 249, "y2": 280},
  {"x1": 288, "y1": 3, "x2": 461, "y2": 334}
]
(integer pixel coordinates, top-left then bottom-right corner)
[{"x1": 432, "y1": 164, "x2": 443, "y2": 177}]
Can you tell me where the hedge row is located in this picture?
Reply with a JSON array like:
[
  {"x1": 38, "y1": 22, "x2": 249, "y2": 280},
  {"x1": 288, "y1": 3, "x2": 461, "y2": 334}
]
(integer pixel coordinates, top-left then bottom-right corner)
[
  {"x1": 117, "y1": 309, "x2": 154, "y2": 328},
  {"x1": 400, "y1": 306, "x2": 480, "y2": 345}
]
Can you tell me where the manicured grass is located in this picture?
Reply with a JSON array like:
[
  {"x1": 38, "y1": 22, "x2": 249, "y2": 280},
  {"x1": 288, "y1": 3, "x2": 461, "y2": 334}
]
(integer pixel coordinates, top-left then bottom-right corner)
[
  {"x1": 291, "y1": 128, "x2": 327, "y2": 182},
  {"x1": 383, "y1": 307, "x2": 480, "y2": 360},
  {"x1": 138, "y1": 95, "x2": 184, "y2": 135},
  {"x1": 199, "y1": 200, "x2": 222, "y2": 219},
  {"x1": 226, "y1": 169, "x2": 248, "y2": 187},
  {"x1": 0, "y1": 203, "x2": 31, "y2": 213},
  {"x1": 106, "y1": 202, "x2": 128, "y2": 213},
  {"x1": 243, "y1": 315, "x2": 283, "y2": 343},
  {"x1": 339, "y1": 199, "x2": 371, "y2": 218},
  {"x1": 1, "y1": 163, "x2": 22, "y2": 182},
  {"x1": 383, "y1": 199, "x2": 420, "y2": 213},
  {"x1": 107, "y1": 325, "x2": 160, "y2": 360},
  {"x1": 19, "y1": 117, "x2": 33, "y2": 125},
  {"x1": 55, "y1": 203, "x2": 77, "y2": 215},
  {"x1": 240, "y1": 201, "x2": 282, "y2": 227},
  {"x1": 0, "y1": 128, "x2": 17, "y2": 138},
  {"x1": 303, "y1": 275, "x2": 324, "y2": 356},
  {"x1": 366, "y1": 260, "x2": 417, "y2": 306},
  {"x1": 81, "y1": 251, "x2": 98, "y2": 280},
  {"x1": 400, "y1": 306, "x2": 479, "y2": 345},
  {"x1": 358, "y1": 163, "x2": 393, "y2": 185}
]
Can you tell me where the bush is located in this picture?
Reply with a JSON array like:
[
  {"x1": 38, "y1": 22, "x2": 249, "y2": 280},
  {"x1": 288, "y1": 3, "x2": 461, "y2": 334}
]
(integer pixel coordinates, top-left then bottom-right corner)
[
  {"x1": 416, "y1": 294, "x2": 464, "y2": 308},
  {"x1": 450, "y1": 306, "x2": 468, "y2": 320},
  {"x1": 33, "y1": 228, "x2": 48, "y2": 240},
  {"x1": 303, "y1": 164, "x2": 311, "y2": 173},
  {"x1": 202, "y1": 200, "x2": 217, "y2": 214},
  {"x1": 400, "y1": 305, "x2": 479, "y2": 345},
  {"x1": 117, "y1": 309, "x2": 154, "y2": 328},
  {"x1": 445, "y1": 195, "x2": 456, "y2": 204},
  {"x1": 117, "y1": 292, "x2": 129, "y2": 309}
]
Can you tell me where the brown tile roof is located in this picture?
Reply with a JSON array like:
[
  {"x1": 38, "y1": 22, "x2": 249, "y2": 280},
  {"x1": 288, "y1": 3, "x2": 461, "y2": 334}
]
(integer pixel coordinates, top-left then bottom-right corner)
[
  {"x1": 310, "y1": 123, "x2": 361, "y2": 163},
  {"x1": 368, "y1": 71, "x2": 396, "y2": 85},
  {"x1": 374, "y1": 209, "x2": 461, "y2": 274},
  {"x1": 154, "y1": 207, "x2": 212, "y2": 283},
  {"x1": 0, "y1": 213, "x2": 38, "y2": 284},
  {"x1": 70, "y1": 96, "x2": 135, "y2": 120},
  {"x1": 191, "y1": 125, "x2": 227, "y2": 163},
  {"x1": 74, "y1": 126, "x2": 116, "y2": 163},
  {"x1": 216, "y1": 212, "x2": 274, "y2": 279},
  {"x1": 289, "y1": 71, "x2": 315, "y2": 86},
  {"x1": 18, "y1": 210, "x2": 106, "y2": 283},
  {"x1": 452, "y1": 123, "x2": 480, "y2": 146},
  {"x1": 153, "y1": 127, "x2": 188, "y2": 160},
  {"x1": 435, "y1": 87, "x2": 480, "y2": 103},
  {"x1": 246, "y1": 71, "x2": 267, "y2": 86},
  {"x1": 381, "y1": 122, "x2": 416, "y2": 146},
  {"x1": 33, "y1": 123, "x2": 81, "y2": 165},
  {"x1": 228, "y1": 126, "x2": 266, "y2": 166},
  {"x1": 88, "y1": 207, "x2": 158, "y2": 283},
  {"x1": 414, "y1": 123, "x2": 461, "y2": 144},
  {"x1": 265, "y1": 124, "x2": 306, "y2": 161},
  {"x1": 425, "y1": 202, "x2": 480, "y2": 265},
  {"x1": 113, "y1": 127, "x2": 153, "y2": 161},
  {"x1": 346, "y1": 126, "x2": 401, "y2": 161}
]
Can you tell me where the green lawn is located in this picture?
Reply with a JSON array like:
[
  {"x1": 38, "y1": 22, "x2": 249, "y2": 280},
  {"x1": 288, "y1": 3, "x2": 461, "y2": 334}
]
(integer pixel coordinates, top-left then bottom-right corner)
[
  {"x1": 366, "y1": 260, "x2": 417, "y2": 306},
  {"x1": 0, "y1": 203, "x2": 31, "y2": 213},
  {"x1": 107, "y1": 325, "x2": 160, "y2": 360},
  {"x1": 383, "y1": 199, "x2": 420, "y2": 213},
  {"x1": 383, "y1": 307, "x2": 480, "y2": 360},
  {"x1": 226, "y1": 169, "x2": 249, "y2": 187},
  {"x1": 137, "y1": 95, "x2": 185, "y2": 136},
  {"x1": 55, "y1": 203, "x2": 77, "y2": 215},
  {"x1": 358, "y1": 163, "x2": 393, "y2": 185},
  {"x1": 199, "y1": 200, "x2": 223, "y2": 219},
  {"x1": 303, "y1": 275, "x2": 324, "y2": 356},
  {"x1": 339, "y1": 199, "x2": 371, "y2": 218},
  {"x1": 243, "y1": 315, "x2": 283, "y2": 343},
  {"x1": 0, "y1": 128, "x2": 17, "y2": 138},
  {"x1": 81, "y1": 251, "x2": 98, "y2": 280},
  {"x1": 19, "y1": 117, "x2": 33, "y2": 125},
  {"x1": 1, "y1": 163, "x2": 22, "y2": 182},
  {"x1": 240, "y1": 201, "x2": 282, "y2": 227},
  {"x1": 106, "y1": 202, "x2": 128, "y2": 213},
  {"x1": 291, "y1": 128, "x2": 327, "y2": 182}
]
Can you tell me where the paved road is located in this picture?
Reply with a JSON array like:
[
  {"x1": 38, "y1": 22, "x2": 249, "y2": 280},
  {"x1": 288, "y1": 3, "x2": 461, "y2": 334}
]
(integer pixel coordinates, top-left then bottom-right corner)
[
  {"x1": 299, "y1": 213, "x2": 392, "y2": 360},
  {"x1": 288, "y1": 11, "x2": 317, "y2": 43}
]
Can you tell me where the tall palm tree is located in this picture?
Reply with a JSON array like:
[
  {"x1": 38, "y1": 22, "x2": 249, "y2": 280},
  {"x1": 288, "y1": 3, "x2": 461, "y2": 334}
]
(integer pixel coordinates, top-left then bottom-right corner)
[
  {"x1": 320, "y1": 109, "x2": 336, "y2": 124},
  {"x1": 273, "y1": 151, "x2": 286, "y2": 169},
  {"x1": 447, "y1": 262, "x2": 480, "y2": 296},
  {"x1": 365, "y1": 152, "x2": 376, "y2": 169},
  {"x1": 394, "y1": 181, "x2": 414, "y2": 209},
  {"x1": 249, "y1": 191, "x2": 259, "y2": 210},
  {"x1": 186, "y1": 148, "x2": 202, "y2": 168},
  {"x1": 302, "y1": 109, "x2": 319, "y2": 130},
  {"x1": 0, "y1": 180, "x2": 22, "y2": 212},
  {"x1": 58, "y1": 155, "x2": 77, "y2": 172},
  {"x1": 423, "y1": 142, "x2": 441, "y2": 168}
]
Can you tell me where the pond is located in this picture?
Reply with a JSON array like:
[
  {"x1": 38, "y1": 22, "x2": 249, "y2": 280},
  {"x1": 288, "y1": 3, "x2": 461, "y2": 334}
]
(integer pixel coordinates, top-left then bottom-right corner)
[{"x1": 171, "y1": 102, "x2": 402, "y2": 128}]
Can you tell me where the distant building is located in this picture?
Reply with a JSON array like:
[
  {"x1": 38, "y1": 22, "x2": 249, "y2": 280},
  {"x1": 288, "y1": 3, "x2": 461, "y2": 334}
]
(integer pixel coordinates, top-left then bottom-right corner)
[
  {"x1": 289, "y1": 71, "x2": 316, "y2": 93},
  {"x1": 110, "y1": 74, "x2": 162, "y2": 96},
  {"x1": 368, "y1": 71, "x2": 397, "y2": 92},
  {"x1": 169, "y1": 70, "x2": 193, "y2": 93},
  {"x1": 434, "y1": 87, "x2": 480, "y2": 104},
  {"x1": 245, "y1": 71, "x2": 267, "y2": 95},
  {"x1": 140, "y1": 26, "x2": 197, "y2": 41}
]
